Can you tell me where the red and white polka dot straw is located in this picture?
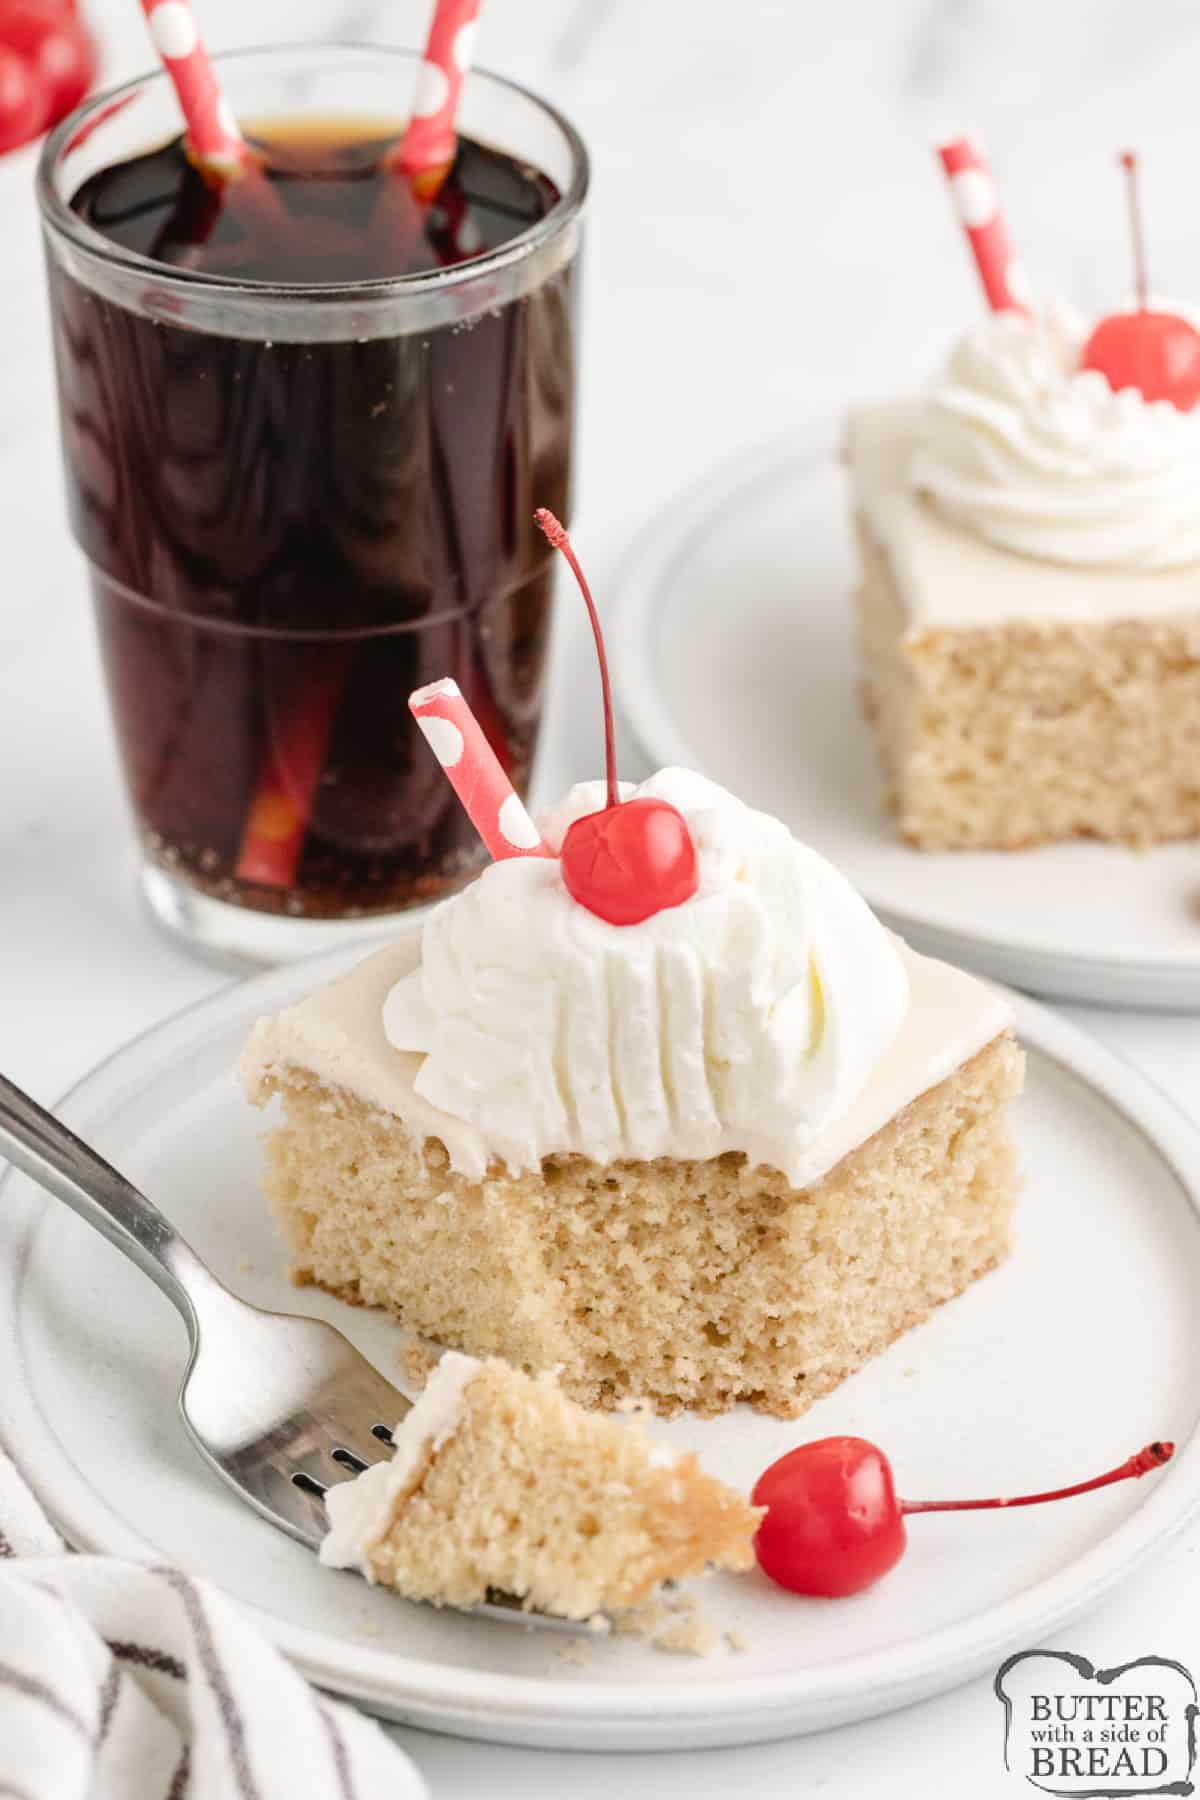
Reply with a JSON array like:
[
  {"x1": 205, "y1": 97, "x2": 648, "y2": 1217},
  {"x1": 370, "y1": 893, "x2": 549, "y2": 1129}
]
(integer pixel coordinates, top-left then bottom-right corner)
[
  {"x1": 410, "y1": 678, "x2": 551, "y2": 863},
  {"x1": 395, "y1": 0, "x2": 483, "y2": 185},
  {"x1": 938, "y1": 137, "x2": 1032, "y2": 317},
  {"x1": 139, "y1": 0, "x2": 247, "y2": 175}
]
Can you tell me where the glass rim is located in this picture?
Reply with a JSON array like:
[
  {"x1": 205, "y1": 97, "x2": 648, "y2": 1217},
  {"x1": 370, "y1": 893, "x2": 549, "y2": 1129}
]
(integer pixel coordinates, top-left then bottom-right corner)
[{"x1": 35, "y1": 39, "x2": 590, "y2": 304}]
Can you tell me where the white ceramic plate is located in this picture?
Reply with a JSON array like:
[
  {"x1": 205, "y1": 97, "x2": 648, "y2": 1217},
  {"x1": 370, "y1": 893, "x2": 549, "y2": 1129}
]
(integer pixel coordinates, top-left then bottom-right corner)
[
  {"x1": 611, "y1": 423, "x2": 1200, "y2": 1010},
  {"x1": 3, "y1": 945, "x2": 1200, "y2": 1750}
]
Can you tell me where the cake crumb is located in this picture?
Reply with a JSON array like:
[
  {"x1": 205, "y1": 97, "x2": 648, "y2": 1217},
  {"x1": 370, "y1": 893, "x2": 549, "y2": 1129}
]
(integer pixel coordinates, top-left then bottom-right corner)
[
  {"x1": 585, "y1": 1613, "x2": 612, "y2": 1636},
  {"x1": 725, "y1": 1628, "x2": 749, "y2": 1653},
  {"x1": 654, "y1": 1616, "x2": 720, "y2": 1657},
  {"x1": 399, "y1": 1343, "x2": 438, "y2": 1389},
  {"x1": 614, "y1": 1602, "x2": 665, "y2": 1638},
  {"x1": 583, "y1": 1595, "x2": 724, "y2": 1655},
  {"x1": 556, "y1": 1637, "x2": 591, "y2": 1666},
  {"x1": 236, "y1": 1257, "x2": 256, "y2": 1275}
]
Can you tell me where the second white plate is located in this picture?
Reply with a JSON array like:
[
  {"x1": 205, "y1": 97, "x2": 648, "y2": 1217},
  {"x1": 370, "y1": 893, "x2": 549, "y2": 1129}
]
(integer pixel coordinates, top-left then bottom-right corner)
[
  {"x1": 612, "y1": 422, "x2": 1200, "y2": 1009},
  {"x1": 2, "y1": 946, "x2": 1200, "y2": 1748}
]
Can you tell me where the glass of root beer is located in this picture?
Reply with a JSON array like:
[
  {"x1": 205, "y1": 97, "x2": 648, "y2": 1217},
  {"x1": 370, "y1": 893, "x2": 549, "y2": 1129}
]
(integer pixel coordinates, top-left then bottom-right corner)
[{"x1": 37, "y1": 43, "x2": 585, "y2": 962}]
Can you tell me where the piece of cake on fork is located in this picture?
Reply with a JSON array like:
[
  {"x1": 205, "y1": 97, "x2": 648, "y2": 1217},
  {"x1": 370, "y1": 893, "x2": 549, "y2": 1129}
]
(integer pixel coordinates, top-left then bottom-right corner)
[
  {"x1": 319, "y1": 1351, "x2": 760, "y2": 1619},
  {"x1": 241, "y1": 513, "x2": 1024, "y2": 1421},
  {"x1": 848, "y1": 139, "x2": 1200, "y2": 851}
]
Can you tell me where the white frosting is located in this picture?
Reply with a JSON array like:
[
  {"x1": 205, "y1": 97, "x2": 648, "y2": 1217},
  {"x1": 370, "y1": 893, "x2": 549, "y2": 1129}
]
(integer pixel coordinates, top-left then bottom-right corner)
[
  {"x1": 377, "y1": 770, "x2": 909, "y2": 1183},
  {"x1": 320, "y1": 1351, "x2": 479, "y2": 1575},
  {"x1": 848, "y1": 398, "x2": 1200, "y2": 630},
  {"x1": 241, "y1": 927, "x2": 1011, "y2": 1194},
  {"x1": 910, "y1": 305, "x2": 1200, "y2": 571}
]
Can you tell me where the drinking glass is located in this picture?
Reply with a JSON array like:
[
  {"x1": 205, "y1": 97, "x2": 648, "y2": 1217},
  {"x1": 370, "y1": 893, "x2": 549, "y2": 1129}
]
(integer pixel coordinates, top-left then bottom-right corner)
[{"x1": 37, "y1": 44, "x2": 586, "y2": 962}]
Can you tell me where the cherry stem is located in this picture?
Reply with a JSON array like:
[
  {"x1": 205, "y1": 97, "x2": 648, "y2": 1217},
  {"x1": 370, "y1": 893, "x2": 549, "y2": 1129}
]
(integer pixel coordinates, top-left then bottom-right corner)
[
  {"x1": 900, "y1": 1440, "x2": 1173, "y2": 1517},
  {"x1": 1120, "y1": 149, "x2": 1148, "y2": 312},
  {"x1": 535, "y1": 508, "x2": 620, "y2": 810}
]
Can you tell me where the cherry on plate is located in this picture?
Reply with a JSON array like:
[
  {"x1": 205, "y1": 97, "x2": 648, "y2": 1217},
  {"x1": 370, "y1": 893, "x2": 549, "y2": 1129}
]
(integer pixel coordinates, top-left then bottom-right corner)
[{"x1": 752, "y1": 1434, "x2": 1175, "y2": 1599}]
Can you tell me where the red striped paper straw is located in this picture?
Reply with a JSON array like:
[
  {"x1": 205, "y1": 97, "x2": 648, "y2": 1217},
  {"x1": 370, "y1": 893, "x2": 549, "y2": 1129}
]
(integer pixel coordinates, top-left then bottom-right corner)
[
  {"x1": 409, "y1": 678, "x2": 550, "y2": 863},
  {"x1": 394, "y1": 0, "x2": 483, "y2": 191},
  {"x1": 139, "y1": 0, "x2": 247, "y2": 175},
  {"x1": 938, "y1": 137, "x2": 1032, "y2": 317},
  {"x1": 138, "y1": 0, "x2": 290, "y2": 244}
]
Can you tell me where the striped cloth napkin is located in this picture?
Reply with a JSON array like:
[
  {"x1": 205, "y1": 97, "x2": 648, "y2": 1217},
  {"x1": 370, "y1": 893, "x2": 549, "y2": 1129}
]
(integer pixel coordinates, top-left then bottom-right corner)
[{"x1": 0, "y1": 1446, "x2": 427, "y2": 1800}]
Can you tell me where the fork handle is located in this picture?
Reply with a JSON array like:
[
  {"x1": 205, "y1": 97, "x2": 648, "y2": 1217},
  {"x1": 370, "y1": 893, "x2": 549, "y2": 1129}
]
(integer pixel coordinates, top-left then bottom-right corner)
[{"x1": 0, "y1": 1069, "x2": 209, "y2": 1332}]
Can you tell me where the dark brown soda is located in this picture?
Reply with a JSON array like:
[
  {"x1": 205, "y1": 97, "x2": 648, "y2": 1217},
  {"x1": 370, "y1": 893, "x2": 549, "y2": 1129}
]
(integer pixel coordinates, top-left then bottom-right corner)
[{"x1": 52, "y1": 120, "x2": 576, "y2": 919}]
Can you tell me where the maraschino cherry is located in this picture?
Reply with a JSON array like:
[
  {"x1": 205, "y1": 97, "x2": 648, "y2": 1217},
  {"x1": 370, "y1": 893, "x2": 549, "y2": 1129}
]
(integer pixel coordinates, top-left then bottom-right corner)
[
  {"x1": 752, "y1": 1434, "x2": 1174, "y2": 1599},
  {"x1": 1079, "y1": 152, "x2": 1200, "y2": 410},
  {"x1": 535, "y1": 508, "x2": 699, "y2": 927}
]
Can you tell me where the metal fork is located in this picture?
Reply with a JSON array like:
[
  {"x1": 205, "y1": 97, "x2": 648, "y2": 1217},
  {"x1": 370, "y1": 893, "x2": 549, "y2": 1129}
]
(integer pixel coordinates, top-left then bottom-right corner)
[{"x1": 0, "y1": 1070, "x2": 541, "y2": 1622}]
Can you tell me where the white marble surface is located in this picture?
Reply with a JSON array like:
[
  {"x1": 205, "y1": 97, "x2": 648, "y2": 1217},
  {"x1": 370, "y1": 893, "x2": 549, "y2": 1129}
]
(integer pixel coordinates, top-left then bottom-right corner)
[{"x1": 3, "y1": 1, "x2": 1200, "y2": 1793}]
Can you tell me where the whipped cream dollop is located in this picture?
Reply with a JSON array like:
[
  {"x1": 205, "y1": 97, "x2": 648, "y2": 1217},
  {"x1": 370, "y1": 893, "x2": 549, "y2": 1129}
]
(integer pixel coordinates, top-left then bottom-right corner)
[
  {"x1": 382, "y1": 769, "x2": 909, "y2": 1183},
  {"x1": 910, "y1": 303, "x2": 1200, "y2": 570}
]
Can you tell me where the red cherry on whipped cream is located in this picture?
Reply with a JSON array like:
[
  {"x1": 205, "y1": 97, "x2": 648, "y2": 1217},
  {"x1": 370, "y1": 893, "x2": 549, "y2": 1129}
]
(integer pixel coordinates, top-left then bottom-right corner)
[
  {"x1": 1079, "y1": 151, "x2": 1200, "y2": 411},
  {"x1": 535, "y1": 508, "x2": 699, "y2": 927},
  {"x1": 555, "y1": 797, "x2": 698, "y2": 927},
  {"x1": 1081, "y1": 311, "x2": 1200, "y2": 410},
  {"x1": 752, "y1": 1435, "x2": 1174, "y2": 1599}
]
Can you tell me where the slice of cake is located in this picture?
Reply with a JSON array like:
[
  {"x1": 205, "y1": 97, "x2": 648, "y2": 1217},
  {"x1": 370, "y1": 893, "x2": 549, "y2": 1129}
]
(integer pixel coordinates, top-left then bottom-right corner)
[
  {"x1": 320, "y1": 1350, "x2": 760, "y2": 1618},
  {"x1": 242, "y1": 767, "x2": 1024, "y2": 1418},
  {"x1": 847, "y1": 309, "x2": 1200, "y2": 851}
]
